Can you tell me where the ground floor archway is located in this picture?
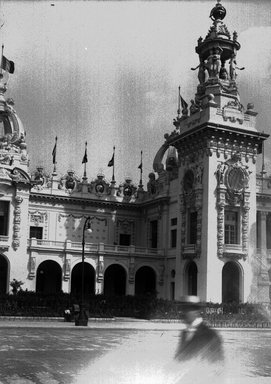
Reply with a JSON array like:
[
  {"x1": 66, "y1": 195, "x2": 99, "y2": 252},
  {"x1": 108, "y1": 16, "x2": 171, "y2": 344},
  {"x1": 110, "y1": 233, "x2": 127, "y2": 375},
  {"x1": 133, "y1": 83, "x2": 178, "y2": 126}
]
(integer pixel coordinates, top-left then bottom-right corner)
[
  {"x1": 104, "y1": 264, "x2": 126, "y2": 296},
  {"x1": 0, "y1": 255, "x2": 8, "y2": 293},
  {"x1": 135, "y1": 266, "x2": 156, "y2": 296},
  {"x1": 222, "y1": 261, "x2": 241, "y2": 303},
  {"x1": 36, "y1": 260, "x2": 62, "y2": 293},
  {"x1": 185, "y1": 261, "x2": 198, "y2": 296},
  {"x1": 71, "y1": 262, "x2": 95, "y2": 297}
]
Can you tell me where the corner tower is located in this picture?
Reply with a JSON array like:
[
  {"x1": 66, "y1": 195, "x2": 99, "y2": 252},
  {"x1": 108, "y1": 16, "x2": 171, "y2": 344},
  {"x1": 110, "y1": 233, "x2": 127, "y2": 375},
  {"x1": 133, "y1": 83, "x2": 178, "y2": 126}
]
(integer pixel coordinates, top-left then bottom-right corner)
[
  {"x1": 166, "y1": 1, "x2": 268, "y2": 302},
  {"x1": 0, "y1": 68, "x2": 31, "y2": 293}
]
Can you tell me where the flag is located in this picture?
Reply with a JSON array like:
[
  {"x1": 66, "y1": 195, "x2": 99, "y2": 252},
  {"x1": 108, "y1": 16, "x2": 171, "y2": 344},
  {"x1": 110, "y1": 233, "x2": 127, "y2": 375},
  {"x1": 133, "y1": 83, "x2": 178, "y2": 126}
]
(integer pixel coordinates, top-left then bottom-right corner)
[
  {"x1": 138, "y1": 162, "x2": 142, "y2": 170},
  {"x1": 181, "y1": 96, "x2": 188, "y2": 110},
  {"x1": 52, "y1": 137, "x2": 57, "y2": 164},
  {"x1": 1, "y1": 55, "x2": 14, "y2": 74},
  {"x1": 108, "y1": 153, "x2": 114, "y2": 167},
  {"x1": 82, "y1": 142, "x2": 88, "y2": 164}
]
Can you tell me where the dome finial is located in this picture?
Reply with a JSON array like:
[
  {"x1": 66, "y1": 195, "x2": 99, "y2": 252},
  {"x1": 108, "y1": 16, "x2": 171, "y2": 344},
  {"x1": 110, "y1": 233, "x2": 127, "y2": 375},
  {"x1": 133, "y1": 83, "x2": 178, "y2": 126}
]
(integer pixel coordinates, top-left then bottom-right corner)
[{"x1": 210, "y1": 0, "x2": 226, "y2": 21}]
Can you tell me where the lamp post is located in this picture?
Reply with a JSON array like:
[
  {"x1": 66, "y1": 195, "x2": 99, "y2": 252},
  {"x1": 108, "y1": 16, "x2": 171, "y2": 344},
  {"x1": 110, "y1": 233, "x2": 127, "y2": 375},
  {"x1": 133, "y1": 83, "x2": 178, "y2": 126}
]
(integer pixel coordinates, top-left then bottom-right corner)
[{"x1": 75, "y1": 216, "x2": 92, "y2": 326}]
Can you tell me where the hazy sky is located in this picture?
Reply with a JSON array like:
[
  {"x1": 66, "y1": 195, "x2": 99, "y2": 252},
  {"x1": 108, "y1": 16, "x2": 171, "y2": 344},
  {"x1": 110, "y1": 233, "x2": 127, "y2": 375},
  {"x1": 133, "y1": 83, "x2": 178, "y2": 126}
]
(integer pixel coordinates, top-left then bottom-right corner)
[{"x1": 1, "y1": 0, "x2": 271, "y2": 186}]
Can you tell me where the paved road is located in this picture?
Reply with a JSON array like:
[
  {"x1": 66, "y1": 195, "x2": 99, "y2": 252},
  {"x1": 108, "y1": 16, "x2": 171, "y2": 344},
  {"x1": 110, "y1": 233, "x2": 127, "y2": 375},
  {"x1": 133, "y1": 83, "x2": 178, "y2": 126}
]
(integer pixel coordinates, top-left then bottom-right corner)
[{"x1": 0, "y1": 319, "x2": 269, "y2": 384}]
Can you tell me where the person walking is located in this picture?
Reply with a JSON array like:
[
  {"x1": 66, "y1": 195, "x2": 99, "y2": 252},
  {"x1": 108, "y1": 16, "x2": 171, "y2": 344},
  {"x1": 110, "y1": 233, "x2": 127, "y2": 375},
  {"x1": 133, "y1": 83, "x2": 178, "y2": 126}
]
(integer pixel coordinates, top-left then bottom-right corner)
[{"x1": 172, "y1": 295, "x2": 224, "y2": 384}]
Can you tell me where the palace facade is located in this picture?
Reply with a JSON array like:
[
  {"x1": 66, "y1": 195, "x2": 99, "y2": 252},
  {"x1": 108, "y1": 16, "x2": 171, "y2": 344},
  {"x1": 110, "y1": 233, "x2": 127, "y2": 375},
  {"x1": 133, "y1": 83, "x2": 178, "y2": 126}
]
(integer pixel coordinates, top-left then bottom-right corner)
[{"x1": 0, "y1": 1, "x2": 270, "y2": 303}]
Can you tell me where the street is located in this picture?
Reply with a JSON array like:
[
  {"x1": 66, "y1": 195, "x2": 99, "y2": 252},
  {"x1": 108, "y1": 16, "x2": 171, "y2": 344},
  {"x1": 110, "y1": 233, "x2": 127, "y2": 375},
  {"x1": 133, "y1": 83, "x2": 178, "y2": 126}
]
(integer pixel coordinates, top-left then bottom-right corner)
[{"x1": 0, "y1": 320, "x2": 270, "y2": 383}]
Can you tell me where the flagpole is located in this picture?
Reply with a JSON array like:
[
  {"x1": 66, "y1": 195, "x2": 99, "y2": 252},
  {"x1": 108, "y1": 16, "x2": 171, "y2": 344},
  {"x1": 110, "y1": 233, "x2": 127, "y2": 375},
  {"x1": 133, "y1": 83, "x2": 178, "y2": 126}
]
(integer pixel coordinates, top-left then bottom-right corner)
[
  {"x1": 177, "y1": 86, "x2": 181, "y2": 119},
  {"x1": 0, "y1": 44, "x2": 3, "y2": 77},
  {"x1": 53, "y1": 136, "x2": 57, "y2": 174},
  {"x1": 112, "y1": 146, "x2": 115, "y2": 182},
  {"x1": 139, "y1": 150, "x2": 143, "y2": 187},
  {"x1": 83, "y1": 141, "x2": 87, "y2": 179}
]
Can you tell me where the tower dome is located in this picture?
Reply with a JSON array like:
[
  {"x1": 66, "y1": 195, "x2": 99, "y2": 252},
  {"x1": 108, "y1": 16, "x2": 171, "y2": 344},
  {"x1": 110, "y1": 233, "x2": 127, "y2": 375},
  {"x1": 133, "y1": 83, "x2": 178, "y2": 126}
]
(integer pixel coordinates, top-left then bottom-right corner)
[{"x1": 0, "y1": 73, "x2": 29, "y2": 173}]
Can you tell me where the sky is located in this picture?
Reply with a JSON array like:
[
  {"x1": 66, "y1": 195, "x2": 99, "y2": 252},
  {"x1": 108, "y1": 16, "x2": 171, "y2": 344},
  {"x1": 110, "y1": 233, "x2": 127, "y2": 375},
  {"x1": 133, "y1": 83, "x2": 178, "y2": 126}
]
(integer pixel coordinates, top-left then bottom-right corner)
[{"x1": 1, "y1": 0, "x2": 271, "y2": 187}]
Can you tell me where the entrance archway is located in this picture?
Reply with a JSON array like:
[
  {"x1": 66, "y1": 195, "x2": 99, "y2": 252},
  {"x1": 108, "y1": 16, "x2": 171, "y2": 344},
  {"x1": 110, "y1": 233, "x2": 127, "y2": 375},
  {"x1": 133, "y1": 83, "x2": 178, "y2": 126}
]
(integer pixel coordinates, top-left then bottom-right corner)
[
  {"x1": 104, "y1": 264, "x2": 126, "y2": 296},
  {"x1": 36, "y1": 260, "x2": 62, "y2": 293},
  {"x1": 71, "y1": 263, "x2": 95, "y2": 297},
  {"x1": 222, "y1": 261, "x2": 241, "y2": 303},
  {"x1": 0, "y1": 255, "x2": 8, "y2": 293},
  {"x1": 185, "y1": 261, "x2": 198, "y2": 296},
  {"x1": 135, "y1": 266, "x2": 156, "y2": 296}
]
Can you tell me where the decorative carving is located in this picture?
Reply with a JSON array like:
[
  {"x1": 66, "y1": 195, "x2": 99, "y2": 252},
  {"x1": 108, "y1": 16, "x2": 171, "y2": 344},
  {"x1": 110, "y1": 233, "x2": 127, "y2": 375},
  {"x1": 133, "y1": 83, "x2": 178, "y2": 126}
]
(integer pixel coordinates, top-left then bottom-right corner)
[
  {"x1": 28, "y1": 256, "x2": 36, "y2": 279},
  {"x1": 147, "y1": 172, "x2": 158, "y2": 196},
  {"x1": 59, "y1": 170, "x2": 80, "y2": 192},
  {"x1": 63, "y1": 259, "x2": 71, "y2": 281},
  {"x1": 29, "y1": 210, "x2": 47, "y2": 226},
  {"x1": 97, "y1": 258, "x2": 104, "y2": 282},
  {"x1": 12, "y1": 195, "x2": 23, "y2": 250},
  {"x1": 31, "y1": 167, "x2": 50, "y2": 190},
  {"x1": 158, "y1": 264, "x2": 165, "y2": 286},
  {"x1": 205, "y1": 47, "x2": 222, "y2": 78},
  {"x1": 128, "y1": 261, "x2": 135, "y2": 283},
  {"x1": 118, "y1": 178, "x2": 137, "y2": 201},
  {"x1": 89, "y1": 173, "x2": 110, "y2": 196},
  {"x1": 217, "y1": 199, "x2": 225, "y2": 259}
]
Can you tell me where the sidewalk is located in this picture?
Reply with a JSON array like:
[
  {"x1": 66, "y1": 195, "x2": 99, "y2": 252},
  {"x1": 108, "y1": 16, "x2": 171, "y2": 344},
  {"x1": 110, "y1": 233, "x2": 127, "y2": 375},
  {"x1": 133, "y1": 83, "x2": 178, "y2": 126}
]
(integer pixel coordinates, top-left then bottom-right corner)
[
  {"x1": 0, "y1": 316, "x2": 270, "y2": 331},
  {"x1": 0, "y1": 316, "x2": 185, "y2": 330}
]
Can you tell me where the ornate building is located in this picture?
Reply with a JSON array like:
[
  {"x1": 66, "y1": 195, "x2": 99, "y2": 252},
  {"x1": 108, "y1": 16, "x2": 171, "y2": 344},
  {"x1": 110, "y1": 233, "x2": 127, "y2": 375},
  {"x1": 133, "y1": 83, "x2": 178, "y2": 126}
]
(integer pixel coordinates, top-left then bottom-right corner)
[{"x1": 0, "y1": 1, "x2": 270, "y2": 303}]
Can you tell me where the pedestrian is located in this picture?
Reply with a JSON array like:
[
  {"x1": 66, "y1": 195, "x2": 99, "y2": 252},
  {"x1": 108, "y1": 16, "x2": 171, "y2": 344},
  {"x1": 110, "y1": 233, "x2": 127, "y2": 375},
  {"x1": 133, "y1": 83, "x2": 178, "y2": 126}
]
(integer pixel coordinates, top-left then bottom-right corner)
[{"x1": 173, "y1": 295, "x2": 224, "y2": 384}]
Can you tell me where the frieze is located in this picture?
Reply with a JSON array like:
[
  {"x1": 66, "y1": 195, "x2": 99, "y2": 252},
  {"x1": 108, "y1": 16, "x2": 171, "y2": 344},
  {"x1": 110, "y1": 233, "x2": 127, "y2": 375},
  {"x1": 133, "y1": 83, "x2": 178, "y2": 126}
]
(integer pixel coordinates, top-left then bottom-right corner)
[{"x1": 58, "y1": 213, "x2": 107, "y2": 225}]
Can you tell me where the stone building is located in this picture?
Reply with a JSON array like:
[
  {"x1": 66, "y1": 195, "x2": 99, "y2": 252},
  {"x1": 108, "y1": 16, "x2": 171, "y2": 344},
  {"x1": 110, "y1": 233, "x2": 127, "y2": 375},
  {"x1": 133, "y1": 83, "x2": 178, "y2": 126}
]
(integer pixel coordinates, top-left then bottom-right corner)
[{"x1": 0, "y1": 1, "x2": 270, "y2": 303}]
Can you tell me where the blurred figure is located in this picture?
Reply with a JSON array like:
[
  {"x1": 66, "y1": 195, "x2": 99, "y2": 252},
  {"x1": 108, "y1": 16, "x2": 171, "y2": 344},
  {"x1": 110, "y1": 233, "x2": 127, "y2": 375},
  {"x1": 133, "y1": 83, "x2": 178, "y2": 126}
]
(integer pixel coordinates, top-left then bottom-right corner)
[{"x1": 173, "y1": 295, "x2": 224, "y2": 384}]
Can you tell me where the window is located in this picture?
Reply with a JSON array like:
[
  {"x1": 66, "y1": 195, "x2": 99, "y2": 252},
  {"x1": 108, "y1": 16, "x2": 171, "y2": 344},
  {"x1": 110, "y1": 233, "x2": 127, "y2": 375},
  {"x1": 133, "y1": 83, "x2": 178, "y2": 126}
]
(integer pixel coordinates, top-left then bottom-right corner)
[
  {"x1": 0, "y1": 202, "x2": 9, "y2": 236},
  {"x1": 29, "y1": 226, "x2": 43, "y2": 239},
  {"x1": 150, "y1": 220, "x2": 158, "y2": 248},
  {"x1": 119, "y1": 234, "x2": 131, "y2": 246},
  {"x1": 171, "y1": 229, "x2": 177, "y2": 248},
  {"x1": 188, "y1": 211, "x2": 197, "y2": 244},
  {"x1": 224, "y1": 211, "x2": 239, "y2": 244},
  {"x1": 170, "y1": 217, "x2": 177, "y2": 248}
]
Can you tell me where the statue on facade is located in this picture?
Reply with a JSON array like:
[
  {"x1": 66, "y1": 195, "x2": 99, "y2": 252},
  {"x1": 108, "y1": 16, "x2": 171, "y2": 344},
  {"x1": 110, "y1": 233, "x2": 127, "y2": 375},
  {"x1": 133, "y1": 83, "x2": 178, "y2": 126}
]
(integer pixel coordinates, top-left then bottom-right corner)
[
  {"x1": 147, "y1": 172, "x2": 157, "y2": 195},
  {"x1": 191, "y1": 59, "x2": 207, "y2": 84},
  {"x1": 206, "y1": 47, "x2": 222, "y2": 78},
  {"x1": 229, "y1": 53, "x2": 244, "y2": 81}
]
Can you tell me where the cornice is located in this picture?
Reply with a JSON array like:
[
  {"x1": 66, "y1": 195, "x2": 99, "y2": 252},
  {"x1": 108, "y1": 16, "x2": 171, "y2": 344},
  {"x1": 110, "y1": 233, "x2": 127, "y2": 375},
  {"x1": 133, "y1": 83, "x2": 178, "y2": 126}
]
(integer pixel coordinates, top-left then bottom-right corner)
[
  {"x1": 167, "y1": 122, "x2": 268, "y2": 149},
  {"x1": 29, "y1": 192, "x2": 169, "y2": 211}
]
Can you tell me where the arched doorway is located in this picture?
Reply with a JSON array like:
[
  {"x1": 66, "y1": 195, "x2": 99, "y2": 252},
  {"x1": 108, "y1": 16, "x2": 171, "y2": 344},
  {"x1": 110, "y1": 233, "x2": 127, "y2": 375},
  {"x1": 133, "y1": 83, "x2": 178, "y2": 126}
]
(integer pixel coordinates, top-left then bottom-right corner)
[
  {"x1": 36, "y1": 260, "x2": 62, "y2": 293},
  {"x1": 104, "y1": 264, "x2": 126, "y2": 296},
  {"x1": 135, "y1": 266, "x2": 156, "y2": 296},
  {"x1": 185, "y1": 261, "x2": 198, "y2": 296},
  {"x1": 71, "y1": 263, "x2": 95, "y2": 297},
  {"x1": 0, "y1": 255, "x2": 8, "y2": 293},
  {"x1": 222, "y1": 261, "x2": 241, "y2": 303}
]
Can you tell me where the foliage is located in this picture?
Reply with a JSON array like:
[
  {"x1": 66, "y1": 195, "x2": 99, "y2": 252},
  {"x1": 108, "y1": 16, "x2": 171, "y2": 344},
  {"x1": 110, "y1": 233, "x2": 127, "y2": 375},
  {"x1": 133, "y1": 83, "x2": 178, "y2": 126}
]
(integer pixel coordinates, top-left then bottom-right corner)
[
  {"x1": 10, "y1": 279, "x2": 24, "y2": 295},
  {"x1": 0, "y1": 291, "x2": 269, "y2": 326}
]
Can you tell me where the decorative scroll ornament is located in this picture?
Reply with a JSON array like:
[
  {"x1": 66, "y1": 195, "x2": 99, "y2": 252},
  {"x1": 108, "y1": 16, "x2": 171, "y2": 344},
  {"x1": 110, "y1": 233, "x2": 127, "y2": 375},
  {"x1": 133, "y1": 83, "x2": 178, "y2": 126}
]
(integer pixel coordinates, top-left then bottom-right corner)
[
  {"x1": 63, "y1": 259, "x2": 71, "y2": 281},
  {"x1": 31, "y1": 167, "x2": 50, "y2": 190},
  {"x1": 216, "y1": 153, "x2": 250, "y2": 205},
  {"x1": 13, "y1": 195, "x2": 23, "y2": 250},
  {"x1": 97, "y1": 257, "x2": 104, "y2": 283},
  {"x1": 59, "y1": 170, "x2": 80, "y2": 192},
  {"x1": 128, "y1": 260, "x2": 135, "y2": 283},
  {"x1": 89, "y1": 173, "x2": 110, "y2": 196},
  {"x1": 28, "y1": 256, "x2": 36, "y2": 279},
  {"x1": 118, "y1": 177, "x2": 137, "y2": 200},
  {"x1": 158, "y1": 264, "x2": 165, "y2": 286}
]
